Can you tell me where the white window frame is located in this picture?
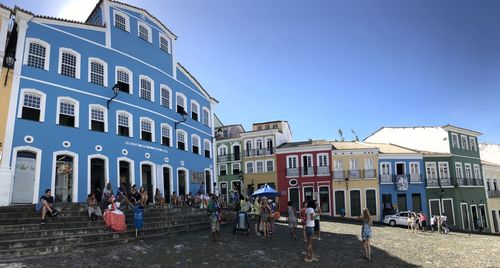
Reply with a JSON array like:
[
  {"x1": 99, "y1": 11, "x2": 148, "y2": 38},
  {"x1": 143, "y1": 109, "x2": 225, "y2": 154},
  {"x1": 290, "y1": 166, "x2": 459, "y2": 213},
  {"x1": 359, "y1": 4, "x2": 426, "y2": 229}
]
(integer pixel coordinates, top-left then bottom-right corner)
[
  {"x1": 115, "y1": 66, "x2": 133, "y2": 95},
  {"x1": 160, "y1": 123, "x2": 173, "y2": 147},
  {"x1": 438, "y1": 162, "x2": 449, "y2": 179},
  {"x1": 23, "y1": 38, "x2": 51, "y2": 71},
  {"x1": 246, "y1": 162, "x2": 254, "y2": 174},
  {"x1": 139, "y1": 75, "x2": 155, "y2": 102},
  {"x1": 455, "y1": 162, "x2": 463, "y2": 179},
  {"x1": 266, "y1": 159, "x2": 274, "y2": 172},
  {"x1": 190, "y1": 100, "x2": 200, "y2": 122},
  {"x1": 218, "y1": 145, "x2": 228, "y2": 156},
  {"x1": 58, "y1": 48, "x2": 81, "y2": 79},
  {"x1": 176, "y1": 129, "x2": 188, "y2": 151},
  {"x1": 441, "y1": 198, "x2": 456, "y2": 226},
  {"x1": 191, "y1": 134, "x2": 201, "y2": 155},
  {"x1": 17, "y1": 88, "x2": 47, "y2": 122},
  {"x1": 334, "y1": 159, "x2": 343, "y2": 171},
  {"x1": 56, "y1": 96, "x2": 80, "y2": 128},
  {"x1": 381, "y1": 162, "x2": 391, "y2": 175},
  {"x1": 116, "y1": 110, "x2": 133, "y2": 137},
  {"x1": 365, "y1": 158, "x2": 374, "y2": 170},
  {"x1": 232, "y1": 163, "x2": 241, "y2": 175},
  {"x1": 176, "y1": 92, "x2": 187, "y2": 113},
  {"x1": 203, "y1": 139, "x2": 212, "y2": 158},
  {"x1": 219, "y1": 164, "x2": 227, "y2": 176},
  {"x1": 425, "y1": 162, "x2": 437, "y2": 179},
  {"x1": 461, "y1": 135, "x2": 469, "y2": 150},
  {"x1": 464, "y1": 163, "x2": 473, "y2": 179},
  {"x1": 256, "y1": 160, "x2": 264, "y2": 173},
  {"x1": 137, "y1": 21, "x2": 152, "y2": 43},
  {"x1": 113, "y1": 10, "x2": 130, "y2": 32},
  {"x1": 317, "y1": 153, "x2": 329, "y2": 167},
  {"x1": 88, "y1": 57, "x2": 108, "y2": 87},
  {"x1": 159, "y1": 33, "x2": 171, "y2": 54},
  {"x1": 202, "y1": 107, "x2": 211, "y2": 127},
  {"x1": 88, "y1": 104, "x2": 108, "y2": 132},
  {"x1": 469, "y1": 137, "x2": 477, "y2": 152},
  {"x1": 451, "y1": 133, "x2": 460, "y2": 149},
  {"x1": 139, "y1": 117, "x2": 155, "y2": 142},
  {"x1": 473, "y1": 164, "x2": 481, "y2": 180},
  {"x1": 287, "y1": 155, "x2": 298, "y2": 169},
  {"x1": 160, "y1": 84, "x2": 172, "y2": 109},
  {"x1": 302, "y1": 154, "x2": 313, "y2": 168},
  {"x1": 349, "y1": 158, "x2": 359, "y2": 170}
]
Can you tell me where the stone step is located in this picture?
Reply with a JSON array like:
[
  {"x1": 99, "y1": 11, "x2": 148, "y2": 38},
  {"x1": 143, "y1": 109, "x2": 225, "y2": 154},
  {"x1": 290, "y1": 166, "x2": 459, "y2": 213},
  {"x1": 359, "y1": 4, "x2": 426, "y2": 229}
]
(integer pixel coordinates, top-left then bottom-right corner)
[
  {"x1": 0, "y1": 210, "x2": 208, "y2": 226},
  {"x1": 0, "y1": 221, "x2": 209, "y2": 259},
  {"x1": 0, "y1": 216, "x2": 208, "y2": 240},
  {"x1": 0, "y1": 217, "x2": 210, "y2": 250}
]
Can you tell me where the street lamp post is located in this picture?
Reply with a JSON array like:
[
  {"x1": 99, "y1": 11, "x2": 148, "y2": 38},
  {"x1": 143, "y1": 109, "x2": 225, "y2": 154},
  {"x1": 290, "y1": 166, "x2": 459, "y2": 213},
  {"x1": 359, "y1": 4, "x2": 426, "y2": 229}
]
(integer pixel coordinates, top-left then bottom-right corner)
[
  {"x1": 106, "y1": 83, "x2": 121, "y2": 109},
  {"x1": 4, "y1": 53, "x2": 16, "y2": 86},
  {"x1": 174, "y1": 109, "x2": 188, "y2": 129}
]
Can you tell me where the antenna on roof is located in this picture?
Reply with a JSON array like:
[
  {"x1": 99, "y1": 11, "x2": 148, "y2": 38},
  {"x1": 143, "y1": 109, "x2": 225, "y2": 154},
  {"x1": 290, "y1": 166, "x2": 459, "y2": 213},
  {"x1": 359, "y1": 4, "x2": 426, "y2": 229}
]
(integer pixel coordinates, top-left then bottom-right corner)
[
  {"x1": 338, "y1": 129, "x2": 344, "y2": 142},
  {"x1": 351, "y1": 129, "x2": 359, "y2": 141}
]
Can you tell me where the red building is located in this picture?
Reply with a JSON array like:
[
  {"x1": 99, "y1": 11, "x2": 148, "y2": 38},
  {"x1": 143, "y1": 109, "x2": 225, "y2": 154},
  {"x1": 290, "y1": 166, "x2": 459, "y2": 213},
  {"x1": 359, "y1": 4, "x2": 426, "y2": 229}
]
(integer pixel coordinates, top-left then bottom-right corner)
[{"x1": 276, "y1": 141, "x2": 333, "y2": 216}]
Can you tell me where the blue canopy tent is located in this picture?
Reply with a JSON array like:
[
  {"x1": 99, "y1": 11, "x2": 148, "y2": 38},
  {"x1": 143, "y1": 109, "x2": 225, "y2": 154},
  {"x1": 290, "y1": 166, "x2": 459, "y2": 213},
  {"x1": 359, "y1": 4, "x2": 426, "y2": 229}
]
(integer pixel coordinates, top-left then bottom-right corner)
[{"x1": 251, "y1": 184, "x2": 280, "y2": 197}]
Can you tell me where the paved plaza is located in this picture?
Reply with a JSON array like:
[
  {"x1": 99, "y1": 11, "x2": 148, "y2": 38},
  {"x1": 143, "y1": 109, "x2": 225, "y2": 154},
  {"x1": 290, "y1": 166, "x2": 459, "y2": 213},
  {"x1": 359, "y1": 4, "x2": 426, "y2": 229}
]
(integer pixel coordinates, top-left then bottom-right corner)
[{"x1": 1, "y1": 220, "x2": 499, "y2": 267}]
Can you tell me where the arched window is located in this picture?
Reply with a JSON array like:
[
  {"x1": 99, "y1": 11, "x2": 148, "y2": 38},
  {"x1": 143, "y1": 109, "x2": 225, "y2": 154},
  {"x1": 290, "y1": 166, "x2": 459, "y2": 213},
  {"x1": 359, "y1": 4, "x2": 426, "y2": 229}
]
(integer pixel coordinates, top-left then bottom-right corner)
[
  {"x1": 160, "y1": 85, "x2": 172, "y2": 109},
  {"x1": 56, "y1": 97, "x2": 79, "y2": 128},
  {"x1": 159, "y1": 34, "x2": 171, "y2": 53},
  {"x1": 176, "y1": 129, "x2": 187, "y2": 151},
  {"x1": 191, "y1": 100, "x2": 200, "y2": 121},
  {"x1": 116, "y1": 110, "x2": 133, "y2": 137},
  {"x1": 24, "y1": 38, "x2": 50, "y2": 70},
  {"x1": 58, "y1": 48, "x2": 80, "y2": 79},
  {"x1": 88, "y1": 58, "x2": 107, "y2": 87},
  {"x1": 89, "y1": 104, "x2": 107, "y2": 132},
  {"x1": 161, "y1": 124, "x2": 172, "y2": 147},
  {"x1": 204, "y1": 139, "x2": 212, "y2": 158},
  {"x1": 203, "y1": 107, "x2": 211, "y2": 127},
  {"x1": 191, "y1": 134, "x2": 200, "y2": 154},
  {"x1": 114, "y1": 10, "x2": 130, "y2": 32},
  {"x1": 139, "y1": 75, "x2": 154, "y2": 102},
  {"x1": 137, "y1": 21, "x2": 152, "y2": 43},
  {"x1": 176, "y1": 92, "x2": 187, "y2": 114},
  {"x1": 140, "y1": 117, "x2": 155, "y2": 142},
  {"x1": 115, "y1": 66, "x2": 132, "y2": 94},
  {"x1": 18, "y1": 89, "x2": 47, "y2": 122}
]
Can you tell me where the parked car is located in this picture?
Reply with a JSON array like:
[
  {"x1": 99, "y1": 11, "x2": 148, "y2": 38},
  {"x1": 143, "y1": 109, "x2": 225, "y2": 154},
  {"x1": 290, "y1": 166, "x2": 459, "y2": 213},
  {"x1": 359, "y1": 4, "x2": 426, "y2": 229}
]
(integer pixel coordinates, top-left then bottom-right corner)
[{"x1": 383, "y1": 211, "x2": 413, "y2": 227}]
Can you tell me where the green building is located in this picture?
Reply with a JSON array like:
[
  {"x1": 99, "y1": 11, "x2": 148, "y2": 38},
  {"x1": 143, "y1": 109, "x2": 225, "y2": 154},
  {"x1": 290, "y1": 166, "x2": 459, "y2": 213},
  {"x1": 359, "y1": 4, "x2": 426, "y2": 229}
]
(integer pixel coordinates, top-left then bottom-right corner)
[{"x1": 365, "y1": 125, "x2": 489, "y2": 232}]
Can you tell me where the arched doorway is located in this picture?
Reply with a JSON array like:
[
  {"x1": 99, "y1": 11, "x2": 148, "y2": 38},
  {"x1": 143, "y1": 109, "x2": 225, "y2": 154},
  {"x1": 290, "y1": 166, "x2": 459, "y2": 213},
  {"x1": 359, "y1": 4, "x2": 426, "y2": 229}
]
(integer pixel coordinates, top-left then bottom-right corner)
[
  {"x1": 141, "y1": 164, "x2": 153, "y2": 203},
  {"x1": 205, "y1": 170, "x2": 211, "y2": 194},
  {"x1": 54, "y1": 154, "x2": 74, "y2": 202},
  {"x1": 163, "y1": 166, "x2": 172, "y2": 203},
  {"x1": 178, "y1": 169, "x2": 187, "y2": 196},
  {"x1": 119, "y1": 160, "x2": 131, "y2": 187},
  {"x1": 90, "y1": 158, "x2": 105, "y2": 202},
  {"x1": 12, "y1": 151, "x2": 37, "y2": 203}
]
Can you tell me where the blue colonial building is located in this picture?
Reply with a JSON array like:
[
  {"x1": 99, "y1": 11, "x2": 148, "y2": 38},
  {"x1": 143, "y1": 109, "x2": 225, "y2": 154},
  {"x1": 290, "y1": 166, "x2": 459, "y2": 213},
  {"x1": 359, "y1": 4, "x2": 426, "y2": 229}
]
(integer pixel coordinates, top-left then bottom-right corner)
[
  {"x1": 365, "y1": 143, "x2": 428, "y2": 217},
  {"x1": 0, "y1": 0, "x2": 218, "y2": 205}
]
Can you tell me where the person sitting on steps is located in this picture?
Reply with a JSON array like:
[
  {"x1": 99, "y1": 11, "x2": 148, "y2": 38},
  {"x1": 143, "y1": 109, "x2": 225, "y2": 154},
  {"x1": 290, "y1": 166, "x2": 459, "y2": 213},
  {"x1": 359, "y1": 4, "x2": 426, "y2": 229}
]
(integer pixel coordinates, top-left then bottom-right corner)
[
  {"x1": 35, "y1": 189, "x2": 58, "y2": 225},
  {"x1": 87, "y1": 192, "x2": 102, "y2": 221}
]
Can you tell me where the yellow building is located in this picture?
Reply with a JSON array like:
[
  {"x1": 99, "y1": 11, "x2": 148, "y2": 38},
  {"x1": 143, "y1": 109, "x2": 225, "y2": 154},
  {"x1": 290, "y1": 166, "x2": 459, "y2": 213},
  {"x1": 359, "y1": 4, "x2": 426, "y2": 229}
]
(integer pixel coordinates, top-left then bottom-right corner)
[
  {"x1": 482, "y1": 161, "x2": 500, "y2": 233},
  {"x1": 240, "y1": 121, "x2": 292, "y2": 197},
  {"x1": 331, "y1": 142, "x2": 380, "y2": 221}
]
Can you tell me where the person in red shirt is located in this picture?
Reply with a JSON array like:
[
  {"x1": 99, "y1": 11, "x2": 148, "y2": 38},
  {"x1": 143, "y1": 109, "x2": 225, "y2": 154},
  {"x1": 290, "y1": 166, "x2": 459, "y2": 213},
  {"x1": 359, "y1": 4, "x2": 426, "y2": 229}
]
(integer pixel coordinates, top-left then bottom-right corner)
[{"x1": 419, "y1": 211, "x2": 427, "y2": 231}]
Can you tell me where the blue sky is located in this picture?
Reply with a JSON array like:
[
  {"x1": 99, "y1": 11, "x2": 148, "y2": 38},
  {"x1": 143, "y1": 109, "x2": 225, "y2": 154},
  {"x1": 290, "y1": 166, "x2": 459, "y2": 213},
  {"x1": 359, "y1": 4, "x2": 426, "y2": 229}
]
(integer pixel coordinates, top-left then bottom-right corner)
[{"x1": 5, "y1": 0, "x2": 500, "y2": 143}]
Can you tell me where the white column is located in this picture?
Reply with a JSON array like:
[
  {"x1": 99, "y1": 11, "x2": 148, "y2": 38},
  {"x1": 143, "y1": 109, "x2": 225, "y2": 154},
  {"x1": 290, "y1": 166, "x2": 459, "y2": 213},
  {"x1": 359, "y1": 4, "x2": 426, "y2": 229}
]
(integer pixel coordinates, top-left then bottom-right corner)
[{"x1": 0, "y1": 13, "x2": 31, "y2": 206}]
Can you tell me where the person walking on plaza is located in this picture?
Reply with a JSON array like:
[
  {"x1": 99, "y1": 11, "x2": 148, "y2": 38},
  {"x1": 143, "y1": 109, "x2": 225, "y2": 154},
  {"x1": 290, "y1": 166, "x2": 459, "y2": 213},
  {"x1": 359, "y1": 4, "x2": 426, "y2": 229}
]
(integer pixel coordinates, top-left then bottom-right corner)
[
  {"x1": 419, "y1": 211, "x2": 427, "y2": 232},
  {"x1": 287, "y1": 201, "x2": 298, "y2": 240},
  {"x1": 314, "y1": 200, "x2": 321, "y2": 240},
  {"x1": 358, "y1": 208, "x2": 373, "y2": 261},
  {"x1": 260, "y1": 197, "x2": 271, "y2": 238},
  {"x1": 253, "y1": 197, "x2": 262, "y2": 236},
  {"x1": 304, "y1": 200, "x2": 318, "y2": 262},
  {"x1": 300, "y1": 201, "x2": 307, "y2": 242},
  {"x1": 207, "y1": 194, "x2": 222, "y2": 242},
  {"x1": 430, "y1": 215, "x2": 436, "y2": 232}
]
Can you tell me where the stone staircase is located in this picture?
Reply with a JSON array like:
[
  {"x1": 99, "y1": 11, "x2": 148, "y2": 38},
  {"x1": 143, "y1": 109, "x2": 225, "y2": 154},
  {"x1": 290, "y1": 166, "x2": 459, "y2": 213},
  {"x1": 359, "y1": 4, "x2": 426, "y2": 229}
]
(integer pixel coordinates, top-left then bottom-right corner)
[{"x1": 0, "y1": 203, "x2": 216, "y2": 259}]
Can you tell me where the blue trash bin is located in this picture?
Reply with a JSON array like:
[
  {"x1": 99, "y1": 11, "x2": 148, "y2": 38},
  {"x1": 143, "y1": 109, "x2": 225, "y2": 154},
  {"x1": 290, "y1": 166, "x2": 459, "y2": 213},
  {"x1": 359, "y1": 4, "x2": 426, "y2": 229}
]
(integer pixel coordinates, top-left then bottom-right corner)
[{"x1": 134, "y1": 205, "x2": 144, "y2": 230}]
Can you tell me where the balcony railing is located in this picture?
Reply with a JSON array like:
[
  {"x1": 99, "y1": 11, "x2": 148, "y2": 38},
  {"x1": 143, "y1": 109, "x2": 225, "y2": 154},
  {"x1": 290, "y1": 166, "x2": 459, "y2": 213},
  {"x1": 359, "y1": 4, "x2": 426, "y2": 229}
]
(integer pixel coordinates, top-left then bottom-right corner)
[
  {"x1": 457, "y1": 178, "x2": 484, "y2": 186},
  {"x1": 302, "y1": 167, "x2": 314, "y2": 176},
  {"x1": 488, "y1": 190, "x2": 500, "y2": 198},
  {"x1": 439, "y1": 177, "x2": 452, "y2": 186},
  {"x1": 410, "y1": 174, "x2": 422, "y2": 183},
  {"x1": 363, "y1": 169, "x2": 376, "y2": 178},
  {"x1": 380, "y1": 174, "x2": 393, "y2": 184},
  {"x1": 348, "y1": 170, "x2": 361, "y2": 179},
  {"x1": 244, "y1": 147, "x2": 275, "y2": 157},
  {"x1": 217, "y1": 153, "x2": 242, "y2": 162},
  {"x1": 286, "y1": 168, "x2": 299, "y2": 177},
  {"x1": 317, "y1": 166, "x2": 330, "y2": 176},
  {"x1": 427, "y1": 177, "x2": 439, "y2": 187},
  {"x1": 333, "y1": 170, "x2": 345, "y2": 180}
]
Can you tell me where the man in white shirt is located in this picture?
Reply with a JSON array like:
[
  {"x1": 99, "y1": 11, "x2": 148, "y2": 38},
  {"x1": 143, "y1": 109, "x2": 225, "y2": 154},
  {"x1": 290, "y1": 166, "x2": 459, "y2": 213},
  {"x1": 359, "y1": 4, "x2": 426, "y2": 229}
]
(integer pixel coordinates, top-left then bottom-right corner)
[{"x1": 304, "y1": 200, "x2": 319, "y2": 262}]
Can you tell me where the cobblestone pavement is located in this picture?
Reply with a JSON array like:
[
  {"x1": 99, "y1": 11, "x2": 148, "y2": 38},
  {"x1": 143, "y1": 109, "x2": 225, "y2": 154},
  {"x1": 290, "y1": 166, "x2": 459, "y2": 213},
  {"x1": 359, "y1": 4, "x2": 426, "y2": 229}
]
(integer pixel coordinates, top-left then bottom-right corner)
[{"x1": 2, "y1": 219, "x2": 500, "y2": 267}]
